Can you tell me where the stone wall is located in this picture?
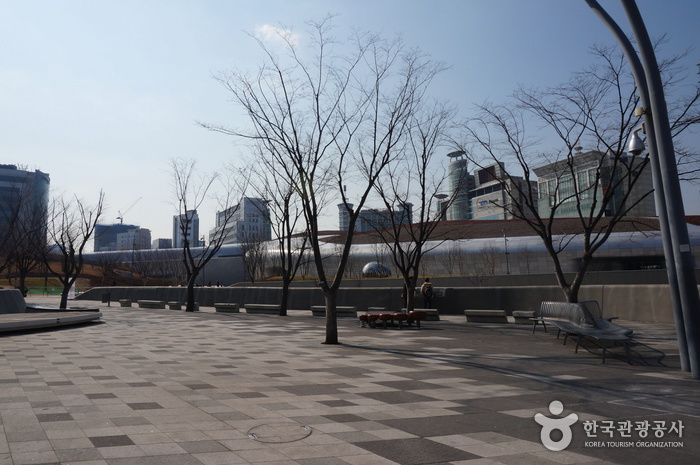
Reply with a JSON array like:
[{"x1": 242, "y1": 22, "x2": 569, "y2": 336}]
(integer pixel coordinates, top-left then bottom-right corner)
[{"x1": 78, "y1": 283, "x2": 684, "y2": 324}]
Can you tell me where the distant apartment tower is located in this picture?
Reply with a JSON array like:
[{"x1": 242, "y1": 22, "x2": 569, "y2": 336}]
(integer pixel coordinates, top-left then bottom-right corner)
[
  {"x1": 338, "y1": 202, "x2": 413, "y2": 232},
  {"x1": 0, "y1": 164, "x2": 50, "y2": 241},
  {"x1": 151, "y1": 238, "x2": 173, "y2": 249},
  {"x1": 173, "y1": 210, "x2": 201, "y2": 248},
  {"x1": 211, "y1": 198, "x2": 271, "y2": 244},
  {"x1": 533, "y1": 149, "x2": 655, "y2": 218},
  {"x1": 94, "y1": 223, "x2": 140, "y2": 252},
  {"x1": 115, "y1": 228, "x2": 151, "y2": 251}
]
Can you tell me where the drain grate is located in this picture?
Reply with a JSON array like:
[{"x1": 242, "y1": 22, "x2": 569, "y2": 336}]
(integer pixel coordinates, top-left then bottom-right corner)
[{"x1": 247, "y1": 422, "x2": 312, "y2": 443}]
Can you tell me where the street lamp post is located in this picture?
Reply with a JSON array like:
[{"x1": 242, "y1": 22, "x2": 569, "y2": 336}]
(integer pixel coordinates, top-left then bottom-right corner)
[
  {"x1": 503, "y1": 229, "x2": 510, "y2": 275},
  {"x1": 585, "y1": 0, "x2": 700, "y2": 378}
]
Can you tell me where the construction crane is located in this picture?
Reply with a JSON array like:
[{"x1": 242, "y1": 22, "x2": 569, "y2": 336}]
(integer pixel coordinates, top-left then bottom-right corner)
[{"x1": 116, "y1": 197, "x2": 142, "y2": 224}]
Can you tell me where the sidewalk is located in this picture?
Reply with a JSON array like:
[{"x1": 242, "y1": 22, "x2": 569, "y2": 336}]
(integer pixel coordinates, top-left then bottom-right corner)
[{"x1": 0, "y1": 295, "x2": 696, "y2": 465}]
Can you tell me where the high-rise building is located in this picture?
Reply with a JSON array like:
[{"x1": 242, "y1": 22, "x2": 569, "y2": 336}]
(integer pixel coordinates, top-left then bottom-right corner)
[
  {"x1": 0, "y1": 164, "x2": 50, "y2": 245},
  {"x1": 469, "y1": 163, "x2": 537, "y2": 220},
  {"x1": 152, "y1": 238, "x2": 173, "y2": 249},
  {"x1": 95, "y1": 223, "x2": 140, "y2": 252},
  {"x1": 446, "y1": 151, "x2": 474, "y2": 221},
  {"x1": 116, "y1": 228, "x2": 151, "y2": 251},
  {"x1": 338, "y1": 202, "x2": 413, "y2": 232},
  {"x1": 211, "y1": 197, "x2": 271, "y2": 244},
  {"x1": 533, "y1": 149, "x2": 655, "y2": 218},
  {"x1": 173, "y1": 210, "x2": 200, "y2": 248}
]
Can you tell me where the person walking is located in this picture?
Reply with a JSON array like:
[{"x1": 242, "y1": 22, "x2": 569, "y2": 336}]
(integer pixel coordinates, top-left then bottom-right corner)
[{"x1": 421, "y1": 278, "x2": 434, "y2": 309}]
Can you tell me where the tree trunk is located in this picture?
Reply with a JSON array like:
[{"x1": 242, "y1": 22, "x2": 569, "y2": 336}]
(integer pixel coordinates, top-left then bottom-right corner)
[
  {"x1": 323, "y1": 291, "x2": 338, "y2": 345},
  {"x1": 279, "y1": 278, "x2": 291, "y2": 316},
  {"x1": 18, "y1": 274, "x2": 27, "y2": 297},
  {"x1": 406, "y1": 286, "x2": 416, "y2": 311},
  {"x1": 59, "y1": 283, "x2": 70, "y2": 309},
  {"x1": 185, "y1": 273, "x2": 198, "y2": 312}
]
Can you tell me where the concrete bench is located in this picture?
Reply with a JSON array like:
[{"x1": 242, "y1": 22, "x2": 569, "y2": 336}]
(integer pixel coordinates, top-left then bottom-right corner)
[
  {"x1": 137, "y1": 300, "x2": 166, "y2": 309},
  {"x1": 167, "y1": 302, "x2": 182, "y2": 310},
  {"x1": 244, "y1": 304, "x2": 280, "y2": 315},
  {"x1": 311, "y1": 306, "x2": 357, "y2": 318},
  {"x1": 512, "y1": 310, "x2": 536, "y2": 325},
  {"x1": 360, "y1": 310, "x2": 428, "y2": 329},
  {"x1": 367, "y1": 307, "x2": 386, "y2": 312},
  {"x1": 119, "y1": 299, "x2": 132, "y2": 307},
  {"x1": 464, "y1": 309, "x2": 508, "y2": 324},
  {"x1": 403, "y1": 308, "x2": 440, "y2": 321},
  {"x1": 214, "y1": 303, "x2": 240, "y2": 313}
]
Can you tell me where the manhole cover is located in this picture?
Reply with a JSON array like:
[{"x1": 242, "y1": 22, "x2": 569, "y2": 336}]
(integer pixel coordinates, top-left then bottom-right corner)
[{"x1": 247, "y1": 422, "x2": 312, "y2": 443}]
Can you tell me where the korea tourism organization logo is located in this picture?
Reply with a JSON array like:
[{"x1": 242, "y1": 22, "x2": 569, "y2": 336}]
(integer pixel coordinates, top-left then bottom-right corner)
[{"x1": 534, "y1": 401, "x2": 684, "y2": 451}]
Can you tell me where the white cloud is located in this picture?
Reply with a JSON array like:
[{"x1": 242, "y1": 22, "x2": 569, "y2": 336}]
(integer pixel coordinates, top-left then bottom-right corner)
[{"x1": 254, "y1": 24, "x2": 300, "y2": 48}]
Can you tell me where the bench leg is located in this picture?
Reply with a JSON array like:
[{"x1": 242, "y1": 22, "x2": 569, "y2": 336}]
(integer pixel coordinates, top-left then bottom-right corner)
[
  {"x1": 601, "y1": 340, "x2": 607, "y2": 363},
  {"x1": 532, "y1": 320, "x2": 548, "y2": 334}
]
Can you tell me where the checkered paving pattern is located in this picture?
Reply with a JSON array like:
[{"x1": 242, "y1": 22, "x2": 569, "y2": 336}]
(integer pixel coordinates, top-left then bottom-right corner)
[{"x1": 0, "y1": 300, "x2": 698, "y2": 465}]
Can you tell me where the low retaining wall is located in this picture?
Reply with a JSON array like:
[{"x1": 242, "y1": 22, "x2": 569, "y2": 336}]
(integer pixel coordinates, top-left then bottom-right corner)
[{"x1": 77, "y1": 283, "x2": 685, "y2": 324}]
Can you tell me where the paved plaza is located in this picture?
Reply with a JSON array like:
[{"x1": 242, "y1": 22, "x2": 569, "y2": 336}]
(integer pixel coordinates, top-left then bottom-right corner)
[{"x1": 0, "y1": 296, "x2": 697, "y2": 465}]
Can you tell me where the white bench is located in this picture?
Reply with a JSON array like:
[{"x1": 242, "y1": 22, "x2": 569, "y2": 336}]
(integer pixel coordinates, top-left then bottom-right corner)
[{"x1": 119, "y1": 299, "x2": 132, "y2": 307}]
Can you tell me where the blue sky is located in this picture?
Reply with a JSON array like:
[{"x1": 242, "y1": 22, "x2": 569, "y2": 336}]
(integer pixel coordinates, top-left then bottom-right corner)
[{"x1": 1, "y1": 0, "x2": 699, "y2": 240}]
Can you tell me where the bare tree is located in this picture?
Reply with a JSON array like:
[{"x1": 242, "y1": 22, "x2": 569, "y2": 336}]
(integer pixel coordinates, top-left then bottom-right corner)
[
  {"x1": 238, "y1": 229, "x2": 267, "y2": 284},
  {"x1": 203, "y1": 18, "x2": 445, "y2": 343},
  {"x1": 244, "y1": 152, "x2": 308, "y2": 316},
  {"x1": 92, "y1": 252, "x2": 124, "y2": 285},
  {"x1": 0, "y1": 181, "x2": 47, "y2": 295},
  {"x1": 45, "y1": 192, "x2": 105, "y2": 308},
  {"x1": 171, "y1": 158, "x2": 241, "y2": 312},
  {"x1": 368, "y1": 100, "x2": 456, "y2": 311},
  {"x1": 456, "y1": 43, "x2": 699, "y2": 302}
]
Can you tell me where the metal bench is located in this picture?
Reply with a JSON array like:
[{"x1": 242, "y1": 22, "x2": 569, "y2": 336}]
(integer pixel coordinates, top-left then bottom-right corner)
[{"x1": 537, "y1": 301, "x2": 632, "y2": 363}]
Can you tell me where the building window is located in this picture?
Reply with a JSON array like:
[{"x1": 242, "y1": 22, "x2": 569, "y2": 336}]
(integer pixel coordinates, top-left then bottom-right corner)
[{"x1": 559, "y1": 175, "x2": 575, "y2": 204}]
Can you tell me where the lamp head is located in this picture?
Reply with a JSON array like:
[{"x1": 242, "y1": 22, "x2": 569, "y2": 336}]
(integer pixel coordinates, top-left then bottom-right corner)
[{"x1": 628, "y1": 127, "x2": 645, "y2": 155}]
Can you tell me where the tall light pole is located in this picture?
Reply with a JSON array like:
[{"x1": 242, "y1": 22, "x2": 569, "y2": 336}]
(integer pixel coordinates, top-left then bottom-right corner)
[
  {"x1": 585, "y1": 0, "x2": 700, "y2": 378},
  {"x1": 503, "y1": 228, "x2": 510, "y2": 275}
]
